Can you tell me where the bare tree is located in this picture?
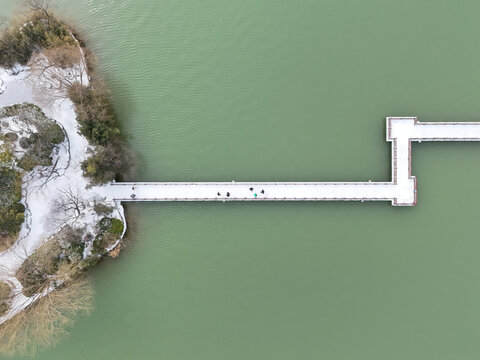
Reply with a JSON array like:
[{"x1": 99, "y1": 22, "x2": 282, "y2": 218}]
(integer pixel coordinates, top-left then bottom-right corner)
[
  {"x1": 23, "y1": 0, "x2": 52, "y2": 21},
  {"x1": 55, "y1": 187, "x2": 84, "y2": 223},
  {"x1": 49, "y1": 187, "x2": 85, "y2": 230},
  {"x1": 28, "y1": 45, "x2": 88, "y2": 101},
  {"x1": 0, "y1": 276, "x2": 94, "y2": 357}
]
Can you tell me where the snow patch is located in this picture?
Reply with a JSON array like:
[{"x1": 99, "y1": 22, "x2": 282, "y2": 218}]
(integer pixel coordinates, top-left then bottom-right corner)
[{"x1": 0, "y1": 54, "x2": 125, "y2": 324}]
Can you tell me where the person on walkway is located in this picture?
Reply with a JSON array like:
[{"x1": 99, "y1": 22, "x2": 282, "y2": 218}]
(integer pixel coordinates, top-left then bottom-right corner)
[
  {"x1": 226, "y1": 192, "x2": 230, "y2": 197},
  {"x1": 260, "y1": 190, "x2": 265, "y2": 194},
  {"x1": 254, "y1": 193, "x2": 257, "y2": 198},
  {"x1": 131, "y1": 194, "x2": 136, "y2": 199},
  {"x1": 217, "y1": 192, "x2": 221, "y2": 196},
  {"x1": 249, "y1": 187, "x2": 254, "y2": 191}
]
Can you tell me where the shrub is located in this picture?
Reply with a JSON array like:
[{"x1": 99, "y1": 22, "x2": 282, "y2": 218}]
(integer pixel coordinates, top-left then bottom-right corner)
[
  {"x1": 108, "y1": 218, "x2": 124, "y2": 235},
  {"x1": 19, "y1": 137, "x2": 32, "y2": 149},
  {"x1": 43, "y1": 43, "x2": 81, "y2": 69},
  {"x1": 0, "y1": 146, "x2": 13, "y2": 166},
  {"x1": 77, "y1": 256, "x2": 99, "y2": 271},
  {"x1": 91, "y1": 234, "x2": 106, "y2": 255},
  {"x1": 16, "y1": 226, "x2": 93, "y2": 296},
  {"x1": 81, "y1": 144, "x2": 127, "y2": 185},
  {"x1": 16, "y1": 241, "x2": 62, "y2": 297},
  {"x1": 44, "y1": 123, "x2": 65, "y2": 145},
  {"x1": 55, "y1": 226, "x2": 85, "y2": 263},
  {"x1": 17, "y1": 122, "x2": 65, "y2": 171},
  {"x1": 91, "y1": 217, "x2": 123, "y2": 256},
  {"x1": 0, "y1": 206, "x2": 25, "y2": 236},
  {"x1": 99, "y1": 217, "x2": 112, "y2": 231},
  {"x1": 0, "y1": 12, "x2": 75, "y2": 68},
  {"x1": 93, "y1": 199, "x2": 113, "y2": 216},
  {"x1": 1, "y1": 103, "x2": 65, "y2": 171},
  {"x1": 92, "y1": 229, "x2": 120, "y2": 256},
  {"x1": 3, "y1": 132, "x2": 18, "y2": 142},
  {"x1": 99, "y1": 217, "x2": 123, "y2": 235},
  {"x1": 108, "y1": 243, "x2": 123, "y2": 258},
  {"x1": 68, "y1": 83, "x2": 133, "y2": 184},
  {"x1": 0, "y1": 167, "x2": 24, "y2": 250},
  {"x1": 0, "y1": 167, "x2": 21, "y2": 207},
  {"x1": 67, "y1": 83, "x2": 119, "y2": 146}
]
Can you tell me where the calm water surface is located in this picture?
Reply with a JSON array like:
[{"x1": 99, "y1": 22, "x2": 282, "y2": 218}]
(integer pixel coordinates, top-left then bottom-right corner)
[{"x1": 3, "y1": 1, "x2": 480, "y2": 359}]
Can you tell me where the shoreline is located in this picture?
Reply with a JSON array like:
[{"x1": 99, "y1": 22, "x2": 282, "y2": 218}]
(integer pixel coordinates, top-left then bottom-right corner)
[{"x1": 0, "y1": 10, "x2": 130, "y2": 329}]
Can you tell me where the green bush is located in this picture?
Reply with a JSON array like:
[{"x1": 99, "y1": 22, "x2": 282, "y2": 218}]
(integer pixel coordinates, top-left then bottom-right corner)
[
  {"x1": 99, "y1": 218, "x2": 112, "y2": 231},
  {"x1": 81, "y1": 149, "x2": 118, "y2": 185},
  {"x1": 0, "y1": 168, "x2": 24, "y2": 246},
  {"x1": 108, "y1": 218, "x2": 124, "y2": 235},
  {"x1": 44, "y1": 123, "x2": 65, "y2": 145},
  {"x1": 68, "y1": 83, "x2": 132, "y2": 185},
  {"x1": 67, "y1": 83, "x2": 119, "y2": 146},
  {"x1": 91, "y1": 234, "x2": 106, "y2": 256},
  {"x1": 0, "y1": 167, "x2": 22, "y2": 207},
  {"x1": 92, "y1": 218, "x2": 123, "y2": 255},
  {"x1": 99, "y1": 217, "x2": 124, "y2": 235},
  {"x1": 80, "y1": 143, "x2": 132, "y2": 185},
  {"x1": 0, "y1": 207, "x2": 24, "y2": 234},
  {"x1": 9, "y1": 202, "x2": 25, "y2": 214}
]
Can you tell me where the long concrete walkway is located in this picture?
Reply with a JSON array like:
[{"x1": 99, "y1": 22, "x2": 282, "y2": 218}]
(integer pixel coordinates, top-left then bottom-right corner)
[{"x1": 108, "y1": 118, "x2": 480, "y2": 206}]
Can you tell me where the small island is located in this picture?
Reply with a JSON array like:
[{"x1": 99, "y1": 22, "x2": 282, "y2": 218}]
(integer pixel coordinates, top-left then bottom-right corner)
[{"x1": 0, "y1": 3, "x2": 132, "y2": 355}]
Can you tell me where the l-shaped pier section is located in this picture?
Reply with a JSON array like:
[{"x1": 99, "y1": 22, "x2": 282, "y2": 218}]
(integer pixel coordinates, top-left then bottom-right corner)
[{"x1": 108, "y1": 118, "x2": 480, "y2": 206}]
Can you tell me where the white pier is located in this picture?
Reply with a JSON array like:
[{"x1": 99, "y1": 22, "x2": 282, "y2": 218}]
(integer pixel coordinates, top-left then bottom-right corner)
[{"x1": 108, "y1": 118, "x2": 480, "y2": 206}]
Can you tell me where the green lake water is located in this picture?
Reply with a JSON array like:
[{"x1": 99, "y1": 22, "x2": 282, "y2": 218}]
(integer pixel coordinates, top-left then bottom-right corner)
[{"x1": 3, "y1": 1, "x2": 480, "y2": 359}]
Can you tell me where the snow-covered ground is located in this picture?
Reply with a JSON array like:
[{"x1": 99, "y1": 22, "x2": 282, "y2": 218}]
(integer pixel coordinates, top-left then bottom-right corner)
[{"x1": 0, "y1": 54, "x2": 126, "y2": 324}]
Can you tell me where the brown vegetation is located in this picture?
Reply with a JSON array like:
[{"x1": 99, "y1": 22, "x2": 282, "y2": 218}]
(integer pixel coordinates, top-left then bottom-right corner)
[
  {"x1": 16, "y1": 225, "x2": 88, "y2": 297},
  {"x1": 42, "y1": 42, "x2": 81, "y2": 69},
  {"x1": 0, "y1": 9, "x2": 75, "y2": 68},
  {"x1": 0, "y1": 281, "x2": 11, "y2": 316},
  {"x1": 16, "y1": 239, "x2": 62, "y2": 297},
  {"x1": 108, "y1": 243, "x2": 123, "y2": 258},
  {"x1": 0, "y1": 276, "x2": 94, "y2": 357}
]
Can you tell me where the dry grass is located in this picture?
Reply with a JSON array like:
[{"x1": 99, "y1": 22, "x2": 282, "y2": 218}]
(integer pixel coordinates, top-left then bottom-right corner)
[
  {"x1": 42, "y1": 43, "x2": 81, "y2": 68},
  {"x1": 0, "y1": 281, "x2": 11, "y2": 316},
  {"x1": 0, "y1": 234, "x2": 16, "y2": 253},
  {"x1": 108, "y1": 242, "x2": 123, "y2": 258},
  {"x1": 0, "y1": 282, "x2": 10, "y2": 299},
  {"x1": 0, "y1": 276, "x2": 94, "y2": 357},
  {"x1": 16, "y1": 239, "x2": 62, "y2": 297}
]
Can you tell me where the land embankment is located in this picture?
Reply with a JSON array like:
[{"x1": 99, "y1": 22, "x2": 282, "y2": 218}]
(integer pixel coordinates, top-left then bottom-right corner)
[{"x1": 0, "y1": 5, "x2": 132, "y2": 356}]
